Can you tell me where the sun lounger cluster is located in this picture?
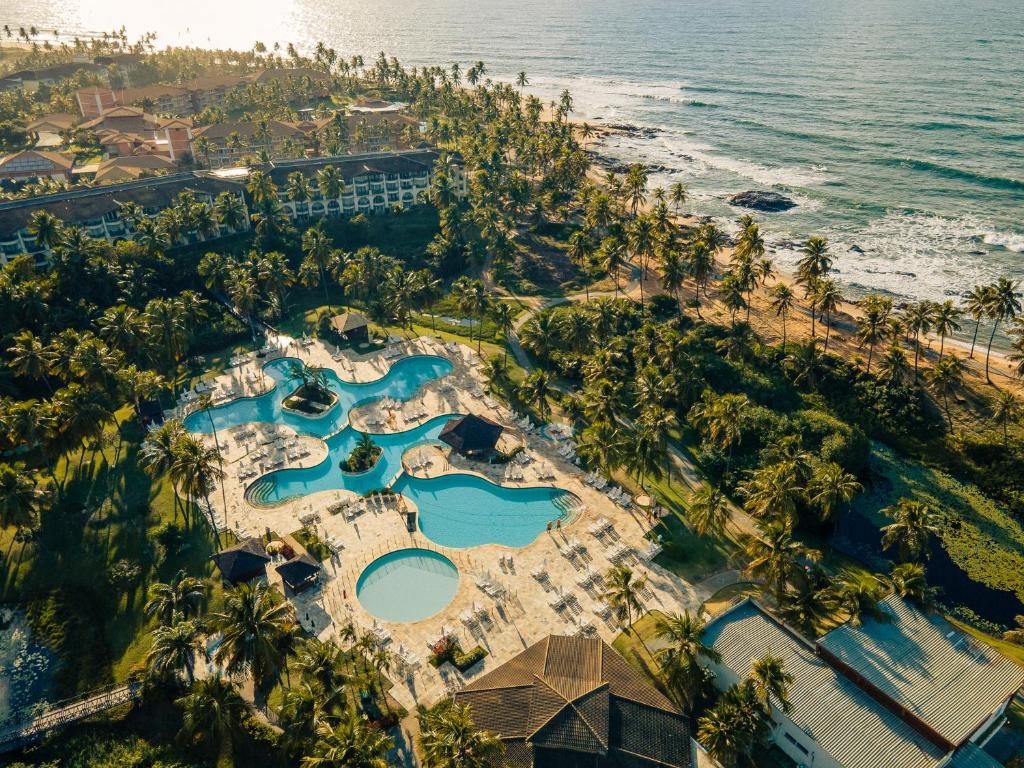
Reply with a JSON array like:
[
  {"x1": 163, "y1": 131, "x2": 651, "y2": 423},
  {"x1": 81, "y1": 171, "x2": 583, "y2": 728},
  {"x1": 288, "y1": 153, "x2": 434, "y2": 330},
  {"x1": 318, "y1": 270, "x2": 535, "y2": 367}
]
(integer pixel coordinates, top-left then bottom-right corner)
[
  {"x1": 573, "y1": 621, "x2": 598, "y2": 638},
  {"x1": 584, "y1": 471, "x2": 609, "y2": 490},
  {"x1": 502, "y1": 464, "x2": 525, "y2": 482},
  {"x1": 576, "y1": 568, "x2": 604, "y2": 593},
  {"x1": 607, "y1": 543, "x2": 634, "y2": 565},
  {"x1": 498, "y1": 552, "x2": 515, "y2": 572},
  {"x1": 588, "y1": 517, "x2": 617, "y2": 541},
  {"x1": 549, "y1": 589, "x2": 582, "y2": 615},
  {"x1": 475, "y1": 575, "x2": 505, "y2": 599},
  {"x1": 638, "y1": 541, "x2": 663, "y2": 562},
  {"x1": 406, "y1": 454, "x2": 435, "y2": 472},
  {"x1": 459, "y1": 605, "x2": 491, "y2": 630},
  {"x1": 512, "y1": 413, "x2": 538, "y2": 433},
  {"x1": 391, "y1": 644, "x2": 420, "y2": 673},
  {"x1": 328, "y1": 498, "x2": 367, "y2": 521},
  {"x1": 382, "y1": 346, "x2": 403, "y2": 360}
]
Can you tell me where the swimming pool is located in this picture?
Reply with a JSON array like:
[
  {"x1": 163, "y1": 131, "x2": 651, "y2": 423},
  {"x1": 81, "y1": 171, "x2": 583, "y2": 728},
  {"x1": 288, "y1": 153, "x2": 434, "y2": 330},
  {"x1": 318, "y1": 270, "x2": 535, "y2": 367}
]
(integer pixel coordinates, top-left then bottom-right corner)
[
  {"x1": 393, "y1": 472, "x2": 577, "y2": 549},
  {"x1": 356, "y1": 548, "x2": 459, "y2": 623},
  {"x1": 185, "y1": 354, "x2": 577, "y2": 548},
  {"x1": 183, "y1": 355, "x2": 454, "y2": 438}
]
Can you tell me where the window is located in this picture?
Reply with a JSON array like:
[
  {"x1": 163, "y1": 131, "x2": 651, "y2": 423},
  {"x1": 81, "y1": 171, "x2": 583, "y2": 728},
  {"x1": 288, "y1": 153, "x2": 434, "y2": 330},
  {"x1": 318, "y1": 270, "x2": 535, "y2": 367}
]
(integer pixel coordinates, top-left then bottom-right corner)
[{"x1": 783, "y1": 733, "x2": 809, "y2": 756}]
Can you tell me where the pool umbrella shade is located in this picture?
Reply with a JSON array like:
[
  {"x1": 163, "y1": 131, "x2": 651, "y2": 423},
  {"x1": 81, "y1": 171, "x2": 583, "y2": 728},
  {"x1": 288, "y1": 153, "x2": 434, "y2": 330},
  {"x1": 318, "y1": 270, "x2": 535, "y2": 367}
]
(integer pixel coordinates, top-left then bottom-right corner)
[
  {"x1": 438, "y1": 414, "x2": 504, "y2": 457},
  {"x1": 211, "y1": 538, "x2": 271, "y2": 584},
  {"x1": 277, "y1": 555, "x2": 321, "y2": 596}
]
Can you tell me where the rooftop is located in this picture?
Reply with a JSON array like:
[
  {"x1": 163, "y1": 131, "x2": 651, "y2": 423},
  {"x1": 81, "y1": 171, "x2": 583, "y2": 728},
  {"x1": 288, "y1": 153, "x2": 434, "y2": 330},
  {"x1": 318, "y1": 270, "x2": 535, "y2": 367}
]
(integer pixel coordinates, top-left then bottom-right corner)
[
  {"x1": 454, "y1": 635, "x2": 691, "y2": 768},
  {"x1": 703, "y1": 599, "x2": 947, "y2": 768},
  {"x1": 211, "y1": 537, "x2": 270, "y2": 583},
  {"x1": 817, "y1": 595, "x2": 1024, "y2": 747},
  {"x1": 438, "y1": 414, "x2": 504, "y2": 455}
]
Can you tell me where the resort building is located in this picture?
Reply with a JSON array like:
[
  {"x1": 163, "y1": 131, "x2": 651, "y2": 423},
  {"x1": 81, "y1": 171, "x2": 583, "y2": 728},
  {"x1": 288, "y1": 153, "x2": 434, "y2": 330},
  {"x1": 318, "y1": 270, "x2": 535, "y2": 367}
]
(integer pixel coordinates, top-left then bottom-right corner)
[
  {"x1": 73, "y1": 68, "x2": 334, "y2": 119},
  {"x1": 0, "y1": 149, "x2": 461, "y2": 263},
  {"x1": 262, "y1": 149, "x2": 464, "y2": 220},
  {"x1": 0, "y1": 61, "x2": 104, "y2": 93},
  {"x1": 452, "y1": 634, "x2": 693, "y2": 768},
  {"x1": 0, "y1": 150, "x2": 75, "y2": 182},
  {"x1": 191, "y1": 119, "x2": 308, "y2": 168},
  {"x1": 78, "y1": 107, "x2": 193, "y2": 161},
  {"x1": 438, "y1": 414, "x2": 504, "y2": 458},
  {"x1": 24, "y1": 113, "x2": 78, "y2": 147},
  {"x1": 701, "y1": 597, "x2": 1023, "y2": 768},
  {"x1": 90, "y1": 154, "x2": 178, "y2": 183},
  {"x1": 0, "y1": 172, "x2": 250, "y2": 265}
]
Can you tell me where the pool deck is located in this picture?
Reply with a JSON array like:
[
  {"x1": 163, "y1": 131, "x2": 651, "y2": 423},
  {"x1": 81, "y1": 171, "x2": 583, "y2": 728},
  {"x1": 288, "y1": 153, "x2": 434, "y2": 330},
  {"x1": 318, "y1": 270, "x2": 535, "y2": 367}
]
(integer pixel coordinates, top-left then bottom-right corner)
[{"x1": 191, "y1": 334, "x2": 704, "y2": 711}]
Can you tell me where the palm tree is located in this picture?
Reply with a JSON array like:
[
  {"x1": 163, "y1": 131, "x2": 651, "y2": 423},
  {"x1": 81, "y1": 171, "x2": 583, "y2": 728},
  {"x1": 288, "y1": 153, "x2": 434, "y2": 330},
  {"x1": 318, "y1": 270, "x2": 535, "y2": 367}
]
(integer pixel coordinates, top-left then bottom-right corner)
[
  {"x1": 834, "y1": 577, "x2": 886, "y2": 627},
  {"x1": 931, "y1": 299, "x2": 962, "y2": 356},
  {"x1": 148, "y1": 619, "x2": 205, "y2": 684},
  {"x1": 778, "y1": 580, "x2": 837, "y2": 636},
  {"x1": 770, "y1": 284, "x2": 794, "y2": 351},
  {"x1": 983, "y1": 278, "x2": 1021, "y2": 382},
  {"x1": 927, "y1": 354, "x2": 964, "y2": 430},
  {"x1": 1002, "y1": 617, "x2": 1024, "y2": 646},
  {"x1": 856, "y1": 295, "x2": 892, "y2": 373},
  {"x1": 880, "y1": 499, "x2": 942, "y2": 562},
  {"x1": 749, "y1": 652, "x2": 794, "y2": 714},
  {"x1": 745, "y1": 520, "x2": 818, "y2": 602},
  {"x1": 669, "y1": 181, "x2": 687, "y2": 215},
  {"x1": 964, "y1": 284, "x2": 992, "y2": 359},
  {"x1": 814, "y1": 278, "x2": 842, "y2": 352},
  {"x1": 660, "y1": 246, "x2": 688, "y2": 314},
  {"x1": 738, "y1": 463, "x2": 803, "y2": 526},
  {"x1": 211, "y1": 579, "x2": 295, "y2": 694},
  {"x1": 602, "y1": 565, "x2": 648, "y2": 650},
  {"x1": 303, "y1": 711, "x2": 394, "y2": 768},
  {"x1": 689, "y1": 391, "x2": 750, "y2": 459},
  {"x1": 301, "y1": 226, "x2": 336, "y2": 307},
  {"x1": 177, "y1": 677, "x2": 249, "y2": 761},
  {"x1": 687, "y1": 486, "x2": 730, "y2": 538},
  {"x1": 784, "y1": 338, "x2": 825, "y2": 390},
  {"x1": 418, "y1": 700, "x2": 505, "y2": 768},
  {"x1": 170, "y1": 434, "x2": 224, "y2": 535},
  {"x1": 280, "y1": 681, "x2": 333, "y2": 759},
  {"x1": 27, "y1": 209, "x2": 62, "y2": 250},
  {"x1": 140, "y1": 419, "x2": 186, "y2": 514},
  {"x1": 144, "y1": 569, "x2": 206, "y2": 626},
  {"x1": 903, "y1": 301, "x2": 933, "y2": 377},
  {"x1": 806, "y1": 462, "x2": 862, "y2": 523},
  {"x1": 519, "y1": 369, "x2": 552, "y2": 421},
  {"x1": 991, "y1": 389, "x2": 1021, "y2": 448},
  {"x1": 452, "y1": 277, "x2": 490, "y2": 353},
  {"x1": 0, "y1": 464, "x2": 41, "y2": 532},
  {"x1": 655, "y1": 610, "x2": 721, "y2": 713},
  {"x1": 7, "y1": 330, "x2": 54, "y2": 393},
  {"x1": 887, "y1": 562, "x2": 936, "y2": 608},
  {"x1": 491, "y1": 302, "x2": 516, "y2": 367}
]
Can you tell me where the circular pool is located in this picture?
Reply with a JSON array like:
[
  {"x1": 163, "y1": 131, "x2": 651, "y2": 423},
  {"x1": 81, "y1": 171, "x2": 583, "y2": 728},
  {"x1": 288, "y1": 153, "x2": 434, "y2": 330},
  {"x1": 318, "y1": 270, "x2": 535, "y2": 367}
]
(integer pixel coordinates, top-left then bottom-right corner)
[{"x1": 356, "y1": 548, "x2": 459, "y2": 623}]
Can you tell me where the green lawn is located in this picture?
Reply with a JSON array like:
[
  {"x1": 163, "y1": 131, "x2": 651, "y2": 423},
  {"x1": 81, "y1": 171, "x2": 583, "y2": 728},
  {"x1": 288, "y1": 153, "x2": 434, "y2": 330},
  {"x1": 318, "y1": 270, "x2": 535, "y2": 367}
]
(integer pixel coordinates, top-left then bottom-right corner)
[{"x1": 0, "y1": 407, "x2": 228, "y2": 695}]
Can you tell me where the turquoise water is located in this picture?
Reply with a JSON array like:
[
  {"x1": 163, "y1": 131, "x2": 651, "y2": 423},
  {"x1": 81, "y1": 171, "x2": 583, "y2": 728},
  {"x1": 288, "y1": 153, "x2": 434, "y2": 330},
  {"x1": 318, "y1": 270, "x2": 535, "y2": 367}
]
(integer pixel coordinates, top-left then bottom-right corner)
[
  {"x1": 183, "y1": 356, "x2": 574, "y2": 547},
  {"x1": 393, "y1": 472, "x2": 575, "y2": 549},
  {"x1": 12, "y1": 0, "x2": 1023, "y2": 308},
  {"x1": 183, "y1": 355, "x2": 453, "y2": 438},
  {"x1": 356, "y1": 548, "x2": 459, "y2": 623}
]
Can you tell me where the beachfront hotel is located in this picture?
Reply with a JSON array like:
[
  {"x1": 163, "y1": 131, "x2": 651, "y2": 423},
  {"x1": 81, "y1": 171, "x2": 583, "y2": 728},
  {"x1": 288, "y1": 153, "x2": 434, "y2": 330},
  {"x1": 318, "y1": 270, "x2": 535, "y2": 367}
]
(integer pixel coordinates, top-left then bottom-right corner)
[
  {"x1": 702, "y1": 596, "x2": 1024, "y2": 768},
  {"x1": 0, "y1": 149, "x2": 465, "y2": 264}
]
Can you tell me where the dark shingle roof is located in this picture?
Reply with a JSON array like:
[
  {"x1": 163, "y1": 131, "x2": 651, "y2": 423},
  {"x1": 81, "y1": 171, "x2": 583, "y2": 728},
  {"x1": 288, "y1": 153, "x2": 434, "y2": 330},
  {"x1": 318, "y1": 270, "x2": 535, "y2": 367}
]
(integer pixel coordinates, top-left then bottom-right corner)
[
  {"x1": 276, "y1": 555, "x2": 320, "y2": 591},
  {"x1": 329, "y1": 312, "x2": 369, "y2": 333},
  {"x1": 454, "y1": 635, "x2": 690, "y2": 768},
  {"x1": 438, "y1": 414, "x2": 504, "y2": 455},
  {"x1": 211, "y1": 538, "x2": 269, "y2": 583}
]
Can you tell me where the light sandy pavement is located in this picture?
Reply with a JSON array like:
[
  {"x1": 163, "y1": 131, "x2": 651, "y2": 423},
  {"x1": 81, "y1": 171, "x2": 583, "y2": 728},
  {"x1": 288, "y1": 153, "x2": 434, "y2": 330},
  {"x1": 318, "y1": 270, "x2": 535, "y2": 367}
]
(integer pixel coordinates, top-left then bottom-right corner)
[{"x1": 185, "y1": 335, "x2": 706, "y2": 710}]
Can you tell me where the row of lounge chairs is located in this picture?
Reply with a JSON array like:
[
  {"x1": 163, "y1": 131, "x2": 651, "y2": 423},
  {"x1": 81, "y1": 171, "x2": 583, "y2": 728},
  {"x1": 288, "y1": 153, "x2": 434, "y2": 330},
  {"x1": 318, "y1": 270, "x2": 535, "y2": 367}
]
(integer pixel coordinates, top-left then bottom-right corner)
[
  {"x1": 459, "y1": 606, "x2": 492, "y2": 630},
  {"x1": 475, "y1": 575, "x2": 505, "y2": 599}
]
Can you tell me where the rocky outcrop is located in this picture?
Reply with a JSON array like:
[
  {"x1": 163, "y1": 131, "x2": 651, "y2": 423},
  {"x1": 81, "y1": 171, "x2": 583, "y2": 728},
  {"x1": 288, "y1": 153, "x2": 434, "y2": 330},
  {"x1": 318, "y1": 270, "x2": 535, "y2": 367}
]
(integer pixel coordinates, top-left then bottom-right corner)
[{"x1": 726, "y1": 190, "x2": 797, "y2": 212}]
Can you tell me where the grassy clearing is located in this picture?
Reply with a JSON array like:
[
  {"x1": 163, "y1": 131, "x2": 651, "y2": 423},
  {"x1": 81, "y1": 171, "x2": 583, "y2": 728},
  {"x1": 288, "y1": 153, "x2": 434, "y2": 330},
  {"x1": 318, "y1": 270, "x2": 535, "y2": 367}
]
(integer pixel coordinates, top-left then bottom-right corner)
[
  {"x1": 947, "y1": 617, "x2": 1024, "y2": 667},
  {"x1": 853, "y1": 443, "x2": 1024, "y2": 602},
  {"x1": 611, "y1": 610, "x2": 669, "y2": 684},
  {"x1": 702, "y1": 582, "x2": 759, "y2": 616},
  {"x1": 0, "y1": 407, "x2": 227, "y2": 695}
]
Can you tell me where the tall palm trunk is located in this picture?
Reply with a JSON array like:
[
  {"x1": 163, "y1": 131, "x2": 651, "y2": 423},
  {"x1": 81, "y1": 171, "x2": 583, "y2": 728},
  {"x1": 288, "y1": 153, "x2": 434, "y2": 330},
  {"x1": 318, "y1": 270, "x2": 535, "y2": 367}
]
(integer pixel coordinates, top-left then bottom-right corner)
[{"x1": 984, "y1": 319, "x2": 1000, "y2": 383}]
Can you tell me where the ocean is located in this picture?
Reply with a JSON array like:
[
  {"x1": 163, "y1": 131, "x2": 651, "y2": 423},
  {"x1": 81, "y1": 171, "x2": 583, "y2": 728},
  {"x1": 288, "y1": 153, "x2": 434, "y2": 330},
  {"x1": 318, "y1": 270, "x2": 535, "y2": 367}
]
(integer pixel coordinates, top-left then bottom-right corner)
[{"x1": 4, "y1": 0, "x2": 1023, "y2": 304}]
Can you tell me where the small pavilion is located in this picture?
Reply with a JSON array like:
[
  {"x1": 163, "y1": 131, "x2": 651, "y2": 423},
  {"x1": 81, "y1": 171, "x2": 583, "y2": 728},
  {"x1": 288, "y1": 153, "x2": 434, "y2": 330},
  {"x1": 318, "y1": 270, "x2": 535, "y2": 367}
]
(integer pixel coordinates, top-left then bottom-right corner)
[
  {"x1": 438, "y1": 414, "x2": 504, "y2": 459},
  {"x1": 276, "y1": 555, "x2": 321, "y2": 597},
  {"x1": 211, "y1": 538, "x2": 271, "y2": 584},
  {"x1": 329, "y1": 311, "x2": 370, "y2": 346}
]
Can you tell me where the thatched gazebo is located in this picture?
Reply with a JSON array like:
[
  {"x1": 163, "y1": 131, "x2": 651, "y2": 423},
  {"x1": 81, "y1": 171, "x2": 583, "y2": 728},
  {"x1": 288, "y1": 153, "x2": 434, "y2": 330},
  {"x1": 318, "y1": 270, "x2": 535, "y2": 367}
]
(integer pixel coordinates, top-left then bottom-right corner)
[
  {"x1": 211, "y1": 538, "x2": 270, "y2": 584},
  {"x1": 329, "y1": 312, "x2": 369, "y2": 346}
]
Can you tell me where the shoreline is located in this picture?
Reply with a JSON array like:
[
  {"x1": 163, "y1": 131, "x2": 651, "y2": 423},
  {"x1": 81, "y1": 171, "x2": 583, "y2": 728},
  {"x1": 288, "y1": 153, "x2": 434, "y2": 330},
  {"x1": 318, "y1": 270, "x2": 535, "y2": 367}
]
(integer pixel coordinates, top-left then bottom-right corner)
[{"x1": 572, "y1": 131, "x2": 1022, "y2": 387}]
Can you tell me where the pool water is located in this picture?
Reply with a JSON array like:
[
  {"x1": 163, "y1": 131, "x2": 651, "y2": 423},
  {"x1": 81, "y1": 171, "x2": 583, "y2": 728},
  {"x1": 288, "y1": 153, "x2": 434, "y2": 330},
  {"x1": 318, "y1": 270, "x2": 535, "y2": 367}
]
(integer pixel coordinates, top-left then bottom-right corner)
[
  {"x1": 183, "y1": 355, "x2": 454, "y2": 438},
  {"x1": 393, "y1": 472, "x2": 577, "y2": 549},
  {"x1": 356, "y1": 548, "x2": 459, "y2": 623},
  {"x1": 184, "y1": 355, "x2": 577, "y2": 549}
]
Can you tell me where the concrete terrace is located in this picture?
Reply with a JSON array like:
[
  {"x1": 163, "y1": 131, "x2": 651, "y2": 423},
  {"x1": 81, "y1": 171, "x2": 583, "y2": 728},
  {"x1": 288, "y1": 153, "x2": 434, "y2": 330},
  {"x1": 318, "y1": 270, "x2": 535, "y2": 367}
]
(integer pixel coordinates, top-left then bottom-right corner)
[{"x1": 185, "y1": 335, "x2": 704, "y2": 710}]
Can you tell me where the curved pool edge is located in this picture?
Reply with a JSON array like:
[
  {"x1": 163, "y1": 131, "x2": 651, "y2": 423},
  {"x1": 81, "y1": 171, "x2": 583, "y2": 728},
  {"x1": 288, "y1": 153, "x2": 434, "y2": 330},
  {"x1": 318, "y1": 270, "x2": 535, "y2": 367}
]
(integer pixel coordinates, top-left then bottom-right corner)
[{"x1": 355, "y1": 547, "x2": 461, "y2": 624}]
